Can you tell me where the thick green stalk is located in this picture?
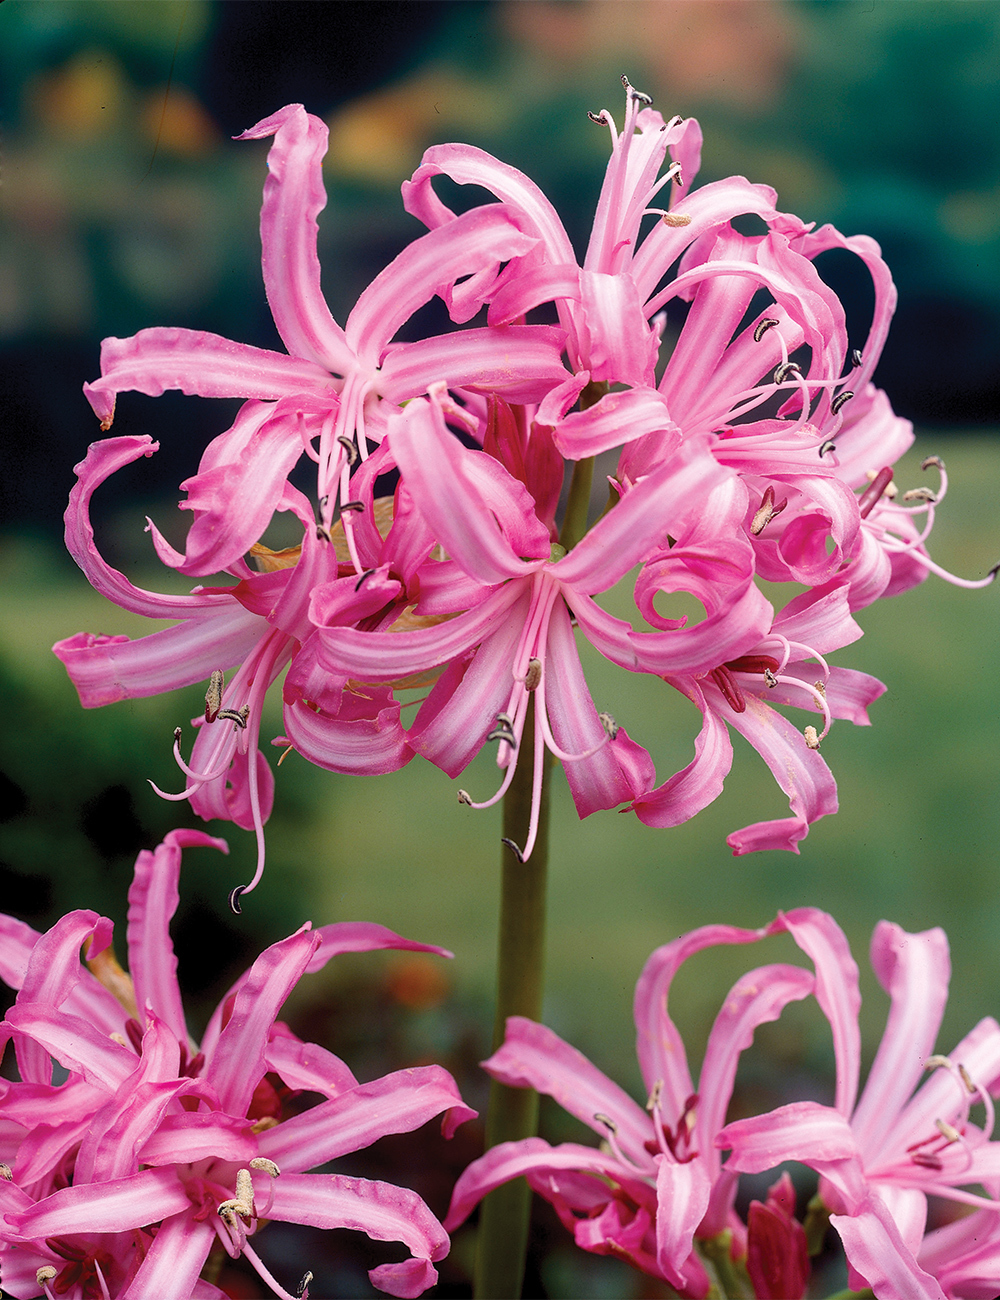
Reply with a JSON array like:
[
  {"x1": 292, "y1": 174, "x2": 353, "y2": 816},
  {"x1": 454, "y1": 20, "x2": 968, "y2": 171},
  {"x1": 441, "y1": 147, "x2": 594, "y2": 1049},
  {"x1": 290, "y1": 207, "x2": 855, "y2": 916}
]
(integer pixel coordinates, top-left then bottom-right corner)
[
  {"x1": 557, "y1": 379, "x2": 607, "y2": 553},
  {"x1": 473, "y1": 700, "x2": 552, "y2": 1299}
]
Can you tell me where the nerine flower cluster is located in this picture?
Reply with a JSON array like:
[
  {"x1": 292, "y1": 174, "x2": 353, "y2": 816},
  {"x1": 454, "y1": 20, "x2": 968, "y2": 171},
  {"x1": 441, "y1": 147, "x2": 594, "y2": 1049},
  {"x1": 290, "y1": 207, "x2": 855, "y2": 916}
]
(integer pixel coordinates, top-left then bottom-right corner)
[{"x1": 53, "y1": 80, "x2": 992, "y2": 900}]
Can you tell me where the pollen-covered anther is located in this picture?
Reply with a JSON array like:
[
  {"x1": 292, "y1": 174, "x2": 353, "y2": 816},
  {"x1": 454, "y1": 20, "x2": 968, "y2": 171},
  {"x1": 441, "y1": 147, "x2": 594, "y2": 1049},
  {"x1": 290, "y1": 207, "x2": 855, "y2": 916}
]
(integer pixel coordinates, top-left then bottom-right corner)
[
  {"x1": 813, "y1": 680, "x2": 826, "y2": 697},
  {"x1": 457, "y1": 789, "x2": 473, "y2": 805},
  {"x1": 661, "y1": 211, "x2": 692, "y2": 227},
  {"x1": 935, "y1": 1119, "x2": 962, "y2": 1144},
  {"x1": 831, "y1": 390, "x2": 854, "y2": 415},
  {"x1": 958, "y1": 1063, "x2": 976, "y2": 1094},
  {"x1": 594, "y1": 1112, "x2": 619, "y2": 1134},
  {"x1": 0, "y1": 1164, "x2": 11, "y2": 1181},
  {"x1": 803, "y1": 725, "x2": 821, "y2": 749},
  {"x1": 250, "y1": 1157, "x2": 280, "y2": 1177},
  {"x1": 646, "y1": 1079, "x2": 663, "y2": 1113},
  {"x1": 588, "y1": 110, "x2": 610, "y2": 125},
  {"x1": 750, "y1": 485, "x2": 788, "y2": 536},
  {"x1": 36, "y1": 1268, "x2": 57, "y2": 1285},
  {"x1": 110, "y1": 1032, "x2": 129, "y2": 1048},
  {"x1": 205, "y1": 669, "x2": 224, "y2": 722},
  {"x1": 921, "y1": 455, "x2": 945, "y2": 472},
  {"x1": 598, "y1": 711, "x2": 619, "y2": 740},
  {"x1": 764, "y1": 668, "x2": 778, "y2": 688},
  {"x1": 218, "y1": 1167, "x2": 256, "y2": 1224},
  {"x1": 773, "y1": 360, "x2": 802, "y2": 385},
  {"x1": 297, "y1": 1273, "x2": 314, "y2": 1299},
  {"x1": 902, "y1": 487, "x2": 937, "y2": 504},
  {"x1": 523, "y1": 657, "x2": 542, "y2": 691},
  {"x1": 753, "y1": 318, "x2": 780, "y2": 343}
]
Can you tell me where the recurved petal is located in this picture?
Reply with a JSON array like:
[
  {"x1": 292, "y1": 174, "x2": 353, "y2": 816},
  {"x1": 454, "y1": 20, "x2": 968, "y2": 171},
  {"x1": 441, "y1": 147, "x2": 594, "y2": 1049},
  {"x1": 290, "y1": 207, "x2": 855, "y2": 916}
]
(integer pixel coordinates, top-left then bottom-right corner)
[
  {"x1": 120, "y1": 1211, "x2": 216, "y2": 1300},
  {"x1": 717, "y1": 1101, "x2": 858, "y2": 1173},
  {"x1": 552, "y1": 387, "x2": 679, "y2": 461},
  {"x1": 307, "y1": 922, "x2": 452, "y2": 968},
  {"x1": 484, "y1": 1016, "x2": 652, "y2": 1166},
  {"x1": 444, "y1": 1137, "x2": 627, "y2": 1231},
  {"x1": 631, "y1": 679, "x2": 733, "y2": 829},
  {"x1": 257, "y1": 1065, "x2": 475, "y2": 1171},
  {"x1": 831, "y1": 1195, "x2": 947, "y2": 1300},
  {"x1": 237, "y1": 105, "x2": 356, "y2": 375},
  {"x1": 84, "y1": 328, "x2": 336, "y2": 426},
  {"x1": 266, "y1": 1172, "x2": 449, "y2": 1295},
  {"x1": 127, "y1": 829, "x2": 228, "y2": 1043},
  {"x1": 697, "y1": 963, "x2": 815, "y2": 1172},
  {"x1": 775, "y1": 909, "x2": 862, "y2": 1119},
  {"x1": 850, "y1": 922, "x2": 951, "y2": 1164},
  {"x1": 61, "y1": 435, "x2": 241, "y2": 618},
  {"x1": 720, "y1": 690, "x2": 838, "y2": 855},
  {"x1": 378, "y1": 325, "x2": 570, "y2": 406},
  {"x1": 207, "y1": 927, "x2": 320, "y2": 1116},
  {"x1": 346, "y1": 206, "x2": 540, "y2": 364},
  {"x1": 11, "y1": 1166, "x2": 190, "y2": 1237}
]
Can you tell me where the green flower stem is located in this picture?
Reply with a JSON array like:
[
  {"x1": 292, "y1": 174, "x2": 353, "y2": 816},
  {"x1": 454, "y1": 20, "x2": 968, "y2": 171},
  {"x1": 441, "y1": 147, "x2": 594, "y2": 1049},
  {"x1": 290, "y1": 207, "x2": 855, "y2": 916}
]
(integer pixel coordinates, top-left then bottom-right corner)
[
  {"x1": 558, "y1": 379, "x2": 608, "y2": 553},
  {"x1": 474, "y1": 699, "x2": 552, "y2": 1299}
]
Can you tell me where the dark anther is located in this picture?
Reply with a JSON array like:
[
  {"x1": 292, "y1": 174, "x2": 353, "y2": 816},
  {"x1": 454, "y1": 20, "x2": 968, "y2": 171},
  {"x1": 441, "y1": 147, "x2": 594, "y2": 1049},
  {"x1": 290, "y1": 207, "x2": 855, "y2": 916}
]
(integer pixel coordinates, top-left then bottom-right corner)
[
  {"x1": 205, "y1": 669, "x2": 224, "y2": 723},
  {"x1": 594, "y1": 1111, "x2": 618, "y2": 1133},
  {"x1": 921, "y1": 455, "x2": 945, "y2": 472},
  {"x1": 753, "y1": 318, "x2": 780, "y2": 343},
  {"x1": 217, "y1": 706, "x2": 249, "y2": 729},
  {"x1": 229, "y1": 886, "x2": 245, "y2": 915},
  {"x1": 319, "y1": 494, "x2": 328, "y2": 509},
  {"x1": 337, "y1": 434, "x2": 358, "y2": 465},
  {"x1": 457, "y1": 790, "x2": 472, "y2": 805},
  {"x1": 315, "y1": 525, "x2": 330, "y2": 542},
  {"x1": 500, "y1": 837, "x2": 525, "y2": 863},
  {"x1": 588, "y1": 110, "x2": 607, "y2": 125},
  {"x1": 764, "y1": 668, "x2": 778, "y2": 688},
  {"x1": 173, "y1": 726, "x2": 183, "y2": 744},
  {"x1": 709, "y1": 665, "x2": 746, "y2": 713},
  {"x1": 296, "y1": 1272, "x2": 314, "y2": 1298},
  {"x1": 858, "y1": 466, "x2": 894, "y2": 519},
  {"x1": 851, "y1": 348, "x2": 864, "y2": 368},
  {"x1": 599, "y1": 711, "x2": 619, "y2": 740},
  {"x1": 773, "y1": 361, "x2": 802, "y2": 385},
  {"x1": 988, "y1": 561, "x2": 1000, "y2": 580},
  {"x1": 621, "y1": 74, "x2": 653, "y2": 105},
  {"x1": 831, "y1": 390, "x2": 854, "y2": 415},
  {"x1": 486, "y1": 715, "x2": 517, "y2": 746},
  {"x1": 354, "y1": 568, "x2": 377, "y2": 592},
  {"x1": 750, "y1": 485, "x2": 788, "y2": 536},
  {"x1": 819, "y1": 439, "x2": 837, "y2": 457},
  {"x1": 341, "y1": 501, "x2": 365, "y2": 513}
]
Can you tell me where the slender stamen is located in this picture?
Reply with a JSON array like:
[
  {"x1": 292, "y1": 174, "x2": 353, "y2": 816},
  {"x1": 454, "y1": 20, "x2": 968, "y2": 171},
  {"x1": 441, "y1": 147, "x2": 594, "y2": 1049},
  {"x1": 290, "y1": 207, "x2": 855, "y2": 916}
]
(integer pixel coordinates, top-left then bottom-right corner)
[
  {"x1": 241, "y1": 1241, "x2": 307, "y2": 1300},
  {"x1": 593, "y1": 1113, "x2": 650, "y2": 1175}
]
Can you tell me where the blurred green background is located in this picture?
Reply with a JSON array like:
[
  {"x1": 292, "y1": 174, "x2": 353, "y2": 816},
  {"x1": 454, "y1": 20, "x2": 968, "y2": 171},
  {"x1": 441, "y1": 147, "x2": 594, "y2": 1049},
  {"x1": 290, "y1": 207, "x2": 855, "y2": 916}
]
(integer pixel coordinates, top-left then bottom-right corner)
[{"x1": 1, "y1": 3, "x2": 999, "y2": 1296}]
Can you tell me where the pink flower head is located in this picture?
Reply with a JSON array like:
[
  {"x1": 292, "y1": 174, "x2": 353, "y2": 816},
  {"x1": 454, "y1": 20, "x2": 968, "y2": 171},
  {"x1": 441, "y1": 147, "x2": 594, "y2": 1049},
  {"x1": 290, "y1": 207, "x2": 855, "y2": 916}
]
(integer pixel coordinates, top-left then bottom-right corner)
[
  {"x1": 718, "y1": 918, "x2": 1000, "y2": 1299},
  {"x1": 0, "y1": 831, "x2": 475, "y2": 1298},
  {"x1": 444, "y1": 907, "x2": 897, "y2": 1297}
]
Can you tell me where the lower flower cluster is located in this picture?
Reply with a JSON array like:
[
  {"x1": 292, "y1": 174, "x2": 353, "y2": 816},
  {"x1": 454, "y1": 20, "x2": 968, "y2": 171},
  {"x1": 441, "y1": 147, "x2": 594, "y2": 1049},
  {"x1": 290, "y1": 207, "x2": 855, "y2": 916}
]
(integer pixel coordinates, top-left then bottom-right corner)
[
  {"x1": 0, "y1": 831, "x2": 475, "y2": 1300},
  {"x1": 447, "y1": 909, "x2": 1000, "y2": 1300}
]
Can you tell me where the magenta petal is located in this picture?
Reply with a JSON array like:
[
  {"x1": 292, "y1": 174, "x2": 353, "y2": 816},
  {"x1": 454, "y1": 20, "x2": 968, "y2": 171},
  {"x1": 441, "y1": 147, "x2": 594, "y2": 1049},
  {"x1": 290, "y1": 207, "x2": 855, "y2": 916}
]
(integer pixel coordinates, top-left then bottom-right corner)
[
  {"x1": 718, "y1": 1100, "x2": 857, "y2": 1173},
  {"x1": 379, "y1": 325, "x2": 569, "y2": 405},
  {"x1": 282, "y1": 682, "x2": 414, "y2": 776},
  {"x1": 127, "y1": 829, "x2": 227, "y2": 1044},
  {"x1": 552, "y1": 387, "x2": 678, "y2": 461},
  {"x1": 776, "y1": 909, "x2": 862, "y2": 1118},
  {"x1": 5, "y1": 1004, "x2": 136, "y2": 1092},
  {"x1": 207, "y1": 927, "x2": 320, "y2": 1116},
  {"x1": 632, "y1": 680, "x2": 734, "y2": 829},
  {"x1": 120, "y1": 1211, "x2": 215, "y2": 1300},
  {"x1": 266, "y1": 1172, "x2": 448, "y2": 1268},
  {"x1": 831, "y1": 1196, "x2": 947, "y2": 1300},
  {"x1": 12, "y1": 1166, "x2": 190, "y2": 1236},
  {"x1": 85, "y1": 328, "x2": 335, "y2": 422},
  {"x1": 484, "y1": 1016, "x2": 652, "y2": 1165},
  {"x1": 308, "y1": 922, "x2": 453, "y2": 968},
  {"x1": 257, "y1": 1065, "x2": 475, "y2": 1172},
  {"x1": 264, "y1": 1031, "x2": 358, "y2": 1098},
  {"x1": 369, "y1": 1257, "x2": 439, "y2": 1299},
  {"x1": 697, "y1": 963, "x2": 815, "y2": 1174},
  {"x1": 655, "y1": 1154, "x2": 712, "y2": 1290},
  {"x1": 850, "y1": 922, "x2": 951, "y2": 1163},
  {"x1": 237, "y1": 105, "x2": 356, "y2": 375}
]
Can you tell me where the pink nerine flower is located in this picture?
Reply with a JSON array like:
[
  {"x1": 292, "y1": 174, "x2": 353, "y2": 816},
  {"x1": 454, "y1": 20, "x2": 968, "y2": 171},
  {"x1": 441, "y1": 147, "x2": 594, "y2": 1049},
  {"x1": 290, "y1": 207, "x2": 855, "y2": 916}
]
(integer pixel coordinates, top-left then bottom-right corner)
[
  {"x1": 444, "y1": 908, "x2": 905, "y2": 1298},
  {"x1": 717, "y1": 919, "x2": 1000, "y2": 1300},
  {"x1": 0, "y1": 830, "x2": 475, "y2": 1299}
]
